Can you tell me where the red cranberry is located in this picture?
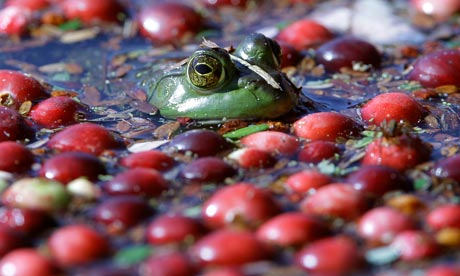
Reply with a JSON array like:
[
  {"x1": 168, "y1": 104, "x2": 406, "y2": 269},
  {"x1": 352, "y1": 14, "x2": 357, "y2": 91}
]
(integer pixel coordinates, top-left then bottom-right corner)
[
  {"x1": 256, "y1": 212, "x2": 328, "y2": 247},
  {"x1": 357, "y1": 207, "x2": 416, "y2": 244},
  {"x1": 346, "y1": 165, "x2": 412, "y2": 197},
  {"x1": 285, "y1": 169, "x2": 333, "y2": 194},
  {"x1": 5, "y1": 0, "x2": 50, "y2": 10},
  {"x1": 180, "y1": 157, "x2": 236, "y2": 183},
  {"x1": 315, "y1": 36, "x2": 381, "y2": 72},
  {"x1": 103, "y1": 168, "x2": 167, "y2": 197},
  {"x1": 296, "y1": 236, "x2": 362, "y2": 274},
  {"x1": 0, "y1": 70, "x2": 47, "y2": 108},
  {"x1": 228, "y1": 148, "x2": 276, "y2": 169},
  {"x1": 146, "y1": 214, "x2": 204, "y2": 245},
  {"x1": 300, "y1": 183, "x2": 369, "y2": 220},
  {"x1": 279, "y1": 41, "x2": 303, "y2": 68},
  {"x1": 411, "y1": 0, "x2": 460, "y2": 20},
  {"x1": 0, "y1": 141, "x2": 34, "y2": 173},
  {"x1": 119, "y1": 150, "x2": 174, "y2": 171},
  {"x1": 426, "y1": 204, "x2": 460, "y2": 231},
  {"x1": 189, "y1": 229, "x2": 269, "y2": 266},
  {"x1": 426, "y1": 265, "x2": 460, "y2": 276},
  {"x1": 93, "y1": 196, "x2": 153, "y2": 233},
  {"x1": 0, "y1": 207, "x2": 52, "y2": 234},
  {"x1": 200, "y1": 0, "x2": 248, "y2": 8},
  {"x1": 60, "y1": 0, "x2": 126, "y2": 24},
  {"x1": 202, "y1": 267, "x2": 245, "y2": 276},
  {"x1": 293, "y1": 112, "x2": 362, "y2": 142},
  {"x1": 48, "y1": 224, "x2": 110, "y2": 267},
  {"x1": 202, "y1": 182, "x2": 280, "y2": 229},
  {"x1": 0, "y1": 106, "x2": 33, "y2": 142},
  {"x1": 390, "y1": 230, "x2": 439, "y2": 261},
  {"x1": 361, "y1": 92, "x2": 425, "y2": 126},
  {"x1": 240, "y1": 131, "x2": 300, "y2": 156},
  {"x1": 0, "y1": 248, "x2": 57, "y2": 276},
  {"x1": 138, "y1": 3, "x2": 203, "y2": 45},
  {"x1": 0, "y1": 225, "x2": 26, "y2": 258},
  {"x1": 40, "y1": 151, "x2": 106, "y2": 184},
  {"x1": 0, "y1": 7, "x2": 32, "y2": 36},
  {"x1": 408, "y1": 49, "x2": 460, "y2": 88},
  {"x1": 432, "y1": 154, "x2": 460, "y2": 183},
  {"x1": 30, "y1": 96, "x2": 87, "y2": 128},
  {"x1": 47, "y1": 123, "x2": 124, "y2": 155},
  {"x1": 139, "y1": 252, "x2": 197, "y2": 276},
  {"x1": 168, "y1": 129, "x2": 230, "y2": 157},
  {"x1": 276, "y1": 19, "x2": 333, "y2": 51},
  {"x1": 298, "y1": 140, "x2": 341, "y2": 163}
]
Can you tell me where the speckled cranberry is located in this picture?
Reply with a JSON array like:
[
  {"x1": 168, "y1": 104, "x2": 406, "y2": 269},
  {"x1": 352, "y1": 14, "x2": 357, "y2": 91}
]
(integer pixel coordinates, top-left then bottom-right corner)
[
  {"x1": 228, "y1": 147, "x2": 276, "y2": 169},
  {"x1": 47, "y1": 122, "x2": 124, "y2": 155},
  {"x1": 358, "y1": 207, "x2": 416, "y2": 244},
  {"x1": 426, "y1": 204, "x2": 460, "y2": 231},
  {"x1": 146, "y1": 214, "x2": 205, "y2": 245},
  {"x1": 30, "y1": 96, "x2": 87, "y2": 128},
  {"x1": 139, "y1": 252, "x2": 197, "y2": 276},
  {"x1": 432, "y1": 154, "x2": 460, "y2": 183},
  {"x1": 0, "y1": 248, "x2": 57, "y2": 276},
  {"x1": 168, "y1": 129, "x2": 230, "y2": 157},
  {"x1": 315, "y1": 36, "x2": 381, "y2": 72},
  {"x1": 40, "y1": 151, "x2": 106, "y2": 184},
  {"x1": 60, "y1": 0, "x2": 126, "y2": 24},
  {"x1": 240, "y1": 131, "x2": 300, "y2": 156},
  {"x1": 202, "y1": 182, "x2": 280, "y2": 229},
  {"x1": 298, "y1": 140, "x2": 341, "y2": 163},
  {"x1": 180, "y1": 157, "x2": 236, "y2": 183},
  {"x1": 189, "y1": 229, "x2": 269, "y2": 267},
  {"x1": 256, "y1": 212, "x2": 329, "y2": 247},
  {"x1": 296, "y1": 236, "x2": 363, "y2": 274},
  {"x1": 0, "y1": 141, "x2": 34, "y2": 173},
  {"x1": 390, "y1": 230, "x2": 439, "y2": 261},
  {"x1": 0, "y1": 207, "x2": 53, "y2": 235},
  {"x1": 138, "y1": 2, "x2": 203, "y2": 45},
  {"x1": 276, "y1": 19, "x2": 333, "y2": 51},
  {"x1": 119, "y1": 150, "x2": 174, "y2": 171},
  {"x1": 103, "y1": 168, "x2": 168, "y2": 197},
  {"x1": 300, "y1": 183, "x2": 369, "y2": 220},
  {"x1": 0, "y1": 70, "x2": 48, "y2": 108},
  {"x1": 285, "y1": 169, "x2": 333, "y2": 194},
  {"x1": 0, "y1": 106, "x2": 33, "y2": 142}
]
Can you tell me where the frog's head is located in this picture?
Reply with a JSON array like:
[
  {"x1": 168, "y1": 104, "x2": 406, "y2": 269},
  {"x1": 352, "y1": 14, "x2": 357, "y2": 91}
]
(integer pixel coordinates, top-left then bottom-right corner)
[{"x1": 147, "y1": 33, "x2": 299, "y2": 120}]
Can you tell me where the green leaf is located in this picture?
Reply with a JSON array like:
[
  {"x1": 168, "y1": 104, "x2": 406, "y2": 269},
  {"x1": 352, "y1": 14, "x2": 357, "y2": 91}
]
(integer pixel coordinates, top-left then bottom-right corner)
[
  {"x1": 414, "y1": 178, "x2": 430, "y2": 190},
  {"x1": 59, "y1": 19, "x2": 82, "y2": 31},
  {"x1": 223, "y1": 124, "x2": 269, "y2": 139},
  {"x1": 114, "y1": 245, "x2": 153, "y2": 266}
]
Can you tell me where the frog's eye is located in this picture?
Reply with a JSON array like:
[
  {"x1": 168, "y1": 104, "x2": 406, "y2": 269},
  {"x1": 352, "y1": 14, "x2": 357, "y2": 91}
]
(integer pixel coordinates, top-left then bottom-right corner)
[{"x1": 187, "y1": 54, "x2": 225, "y2": 90}]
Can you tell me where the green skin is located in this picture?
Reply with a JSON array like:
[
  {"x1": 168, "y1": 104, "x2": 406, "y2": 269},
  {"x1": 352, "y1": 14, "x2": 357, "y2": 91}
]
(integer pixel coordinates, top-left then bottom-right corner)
[{"x1": 146, "y1": 33, "x2": 299, "y2": 120}]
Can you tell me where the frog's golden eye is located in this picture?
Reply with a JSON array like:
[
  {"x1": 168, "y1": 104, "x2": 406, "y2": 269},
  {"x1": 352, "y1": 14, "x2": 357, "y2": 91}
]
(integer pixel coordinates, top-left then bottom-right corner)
[{"x1": 187, "y1": 54, "x2": 224, "y2": 90}]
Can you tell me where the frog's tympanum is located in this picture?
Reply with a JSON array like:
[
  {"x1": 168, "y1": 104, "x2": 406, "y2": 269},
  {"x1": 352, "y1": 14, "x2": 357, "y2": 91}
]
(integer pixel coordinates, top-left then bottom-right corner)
[{"x1": 146, "y1": 33, "x2": 299, "y2": 120}]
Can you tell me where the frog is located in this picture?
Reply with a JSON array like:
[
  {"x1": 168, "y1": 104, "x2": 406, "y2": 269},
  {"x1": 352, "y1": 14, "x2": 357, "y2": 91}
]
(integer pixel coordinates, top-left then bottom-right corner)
[{"x1": 145, "y1": 33, "x2": 300, "y2": 120}]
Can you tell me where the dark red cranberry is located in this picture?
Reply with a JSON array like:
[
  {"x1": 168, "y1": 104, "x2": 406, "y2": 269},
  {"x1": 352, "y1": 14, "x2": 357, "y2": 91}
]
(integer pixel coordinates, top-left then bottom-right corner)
[
  {"x1": 103, "y1": 168, "x2": 168, "y2": 197},
  {"x1": 0, "y1": 225, "x2": 27, "y2": 257},
  {"x1": 93, "y1": 196, "x2": 153, "y2": 233},
  {"x1": 180, "y1": 157, "x2": 236, "y2": 183},
  {"x1": 146, "y1": 214, "x2": 205, "y2": 245},
  {"x1": 60, "y1": 0, "x2": 126, "y2": 24},
  {"x1": 0, "y1": 106, "x2": 34, "y2": 142},
  {"x1": 47, "y1": 123, "x2": 124, "y2": 155},
  {"x1": 138, "y1": 3, "x2": 203, "y2": 45},
  {"x1": 315, "y1": 36, "x2": 381, "y2": 72},
  {"x1": 0, "y1": 248, "x2": 57, "y2": 276},
  {"x1": 408, "y1": 49, "x2": 460, "y2": 88},
  {"x1": 30, "y1": 96, "x2": 87, "y2": 128},
  {"x1": 298, "y1": 140, "x2": 341, "y2": 163},
  {"x1": 139, "y1": 252, "x2": 197, "y2": 276},
  {"x1": 279, "y1": 41, "x2": 303, "y2": 68},
  {"x1": 168, "y1": 129, "x2": 230, "y2": 157},
  {"x1": 0, "y1": 207, "x2": 53, "y2": 234},
  {"x1": 432, "y1": 154, "x2": 460, "y2": 183},
  {"x1": 189, "y1": 229, "x2": 269, "y2": 267},
  {"x1": 202, "y1": 182, "x2": 280, "y2": 229},
  {"x1": 0, "y1": 141, "x2": 34, "y2": 173},
  {"x1": 0, "y1": 70, "x2": 48, "y2": 108},
  {"x1": 346, "y1": 165, "x2": 412, "y2": 197},
  {"x1": 119, "y1": 150, "x2": 174, "y2": 171},
  {"x1": 40, "y1": 151, "x2": 106, "y2": 184}
]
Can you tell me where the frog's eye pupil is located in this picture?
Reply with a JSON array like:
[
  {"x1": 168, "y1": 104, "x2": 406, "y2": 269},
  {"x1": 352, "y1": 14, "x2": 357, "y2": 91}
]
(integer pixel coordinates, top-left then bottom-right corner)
[
  {"x1": 195, "y1": 64, "x2": 212, "y2": 74},
  {"x1": 188, "y1": 54, "x2": 224, "y2": 90}
]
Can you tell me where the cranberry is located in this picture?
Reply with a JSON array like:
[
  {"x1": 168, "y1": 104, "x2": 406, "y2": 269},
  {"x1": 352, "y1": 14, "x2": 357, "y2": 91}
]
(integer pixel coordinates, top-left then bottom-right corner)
[
  {"x1": 0, "y1": 7, "x2": 32, "y2": 36},
  {"x1": 119, "y1": 150, "x2": 174, "y2": 171},
  {"x1": 180, "y1": 157, "x2": 236, "y2": 183},
  {"x1": 298, "y1": 140, "x2": 341, "y2": 163},
  {"x1": 202, "y1": 182, "x2": 280, "y2": 229},
  {"x1": 40, "y1": 151, "x2": 106, "y2": 184},
  {"x1": 0, "y1": 106, "x2": 33, "y2": 142},
  {"x1": 276, "y1": 19, "x2": 333, "y2": 51},
  {"x1": 30, "y1": 96, "x2": 87, "y2": 128},
  {"x1": 202, "y1": 268, "x2": 245, "y2": 276},
  {"x1": 0, "y1": 248, "x2": 57, "y2": 276},
  {"x1": 390, "y1": 230, "x2": 439, "y2": 261},
  {"x1": 0, "y1": 207, "x2": 52, "y2": 234},
  {"x1": 140, "y1": 252, "x2": 196, "y2": 276},
  {"x1": 426, "y1": 265, "x2": 460, "y2": 276},
  {"x1": 138, "y1": 3, "x2": 203, "y2": 45},
  {"x1": 411, "y1": 0, "x2": 460, "y2": 20},
  {"x1": 315, "y1": 36, "x2": 381, "y2": 72},
  {"x1": 5, "y1": 0, "x2": 50, "y2": 10},
  {"x1": 361, "y1": 92, "x2": 425, "y2": 126},
  {"x1": 432, "y1": 154, "x2": 460, "y2": 183},
  {"x1": 357, "y1": 207, "x2": 416, "y2": 244},
  {"x1": 296, "y1": 236, "x2": 362, "y2": 274},
  {"x1": 60, "y1": 0, "x2": 126, "y2": 24},
  {"x1": 256, "y1": 212, "x2": 329, "y2": 247},
  {"x1": 0, "y1": 141, "x2": 34, "y2": 173},
  {"x1": 47, "y1": 123, "x2": 124, "y2": 155},
  {"x1": 189, "y1": 229, "x2": 269, "y2": 266},
  {"x1": 168, "y1": 129, "x2": 230, "y2": 157},
  {"x1": 293, "y1": 112, "x2": 362, "y2": 142},
  {"x1": 285, "y1": 169, "x2": 333, "y2": 194},
  {"x1": 240, "y1": 131, "x2": 300, "y2": 156},
  {"x1": 346, "y1": 165, "x2": 412, "y2": 197},
  {"x1": 279, "y1": 41, "x2": 303, "y2": 68},
  {"x1": 146, "y1": 214, "x2": 204, "y2": 245},
  {"x1": 0, "y1": 225, "x2": 26, "y2": 258},
  {"x1": 228, "y1": 148, "x2": 276, "y2": 169},
  {"x1": 300, "y1": 183, "x2": 369, "y2": 220},
  {"x1": 0, "y1": 70, "x2": 47, "y2": 108},
  {"x1": 362, "y1": 135, "x2": 431, "y2": 171},
  {"x1": 408, "y1": 49, "x2": 460, "y2": 88},
  {"x1": 200, "y1": 0, "x2": 248, "y2": 8},
  {"x1": 426, "y1": 204, "x2": 460, "y2": 231},
  {"x1": 93, "y1": 196, "x2": 153, "y2": 233},
  {"x1": 103, "y1": 168, "x2": 167, "y2": 197},
  {"x1": 48, "y1": 224, "x2": 109, "y2": 267}
]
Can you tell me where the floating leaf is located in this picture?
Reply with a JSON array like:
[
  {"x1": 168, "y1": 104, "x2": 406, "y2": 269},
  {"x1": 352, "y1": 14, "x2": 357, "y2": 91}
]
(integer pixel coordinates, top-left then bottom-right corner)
[
  {"x1": 58, "y1": 19, "x2": 82, "y2": 31},
  {"x1": 223, "y1": 124, "x2": 269, "y2": 139},
  {"x1": 114, "y1": 245, "x2": 153, "y2": 266}
]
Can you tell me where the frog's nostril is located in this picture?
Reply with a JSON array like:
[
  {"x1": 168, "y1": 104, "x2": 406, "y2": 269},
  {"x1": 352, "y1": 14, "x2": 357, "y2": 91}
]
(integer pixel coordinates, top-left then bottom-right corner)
[{"x1": 195, "y1": 64, "x2": 212, "y2": 75}]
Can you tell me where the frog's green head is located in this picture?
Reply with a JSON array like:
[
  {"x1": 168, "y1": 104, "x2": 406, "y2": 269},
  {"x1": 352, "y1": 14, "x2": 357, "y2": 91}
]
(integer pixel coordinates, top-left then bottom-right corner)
[{"x1": 147, "y1": 33, "x2": 299, "y2": 120}]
